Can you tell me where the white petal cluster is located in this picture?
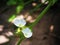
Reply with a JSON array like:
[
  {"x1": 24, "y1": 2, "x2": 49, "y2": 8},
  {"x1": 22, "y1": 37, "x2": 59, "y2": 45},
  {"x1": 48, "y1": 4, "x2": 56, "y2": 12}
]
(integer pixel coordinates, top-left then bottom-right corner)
[
  {"x1": 13, "y1": 18, "x2": 26, "y2": 27},
  {"x1": 22, "y1": 28, "x2": 32, "y2": 38},
  {"x1": 12, "y1": 16, "x2": 33, "y2": 38}
]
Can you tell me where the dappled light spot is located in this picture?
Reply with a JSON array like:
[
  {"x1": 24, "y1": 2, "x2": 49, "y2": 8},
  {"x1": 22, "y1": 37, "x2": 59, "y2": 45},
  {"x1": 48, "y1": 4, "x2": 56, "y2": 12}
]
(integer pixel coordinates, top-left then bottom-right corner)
[
  {"x1": 17, "y1": 14, "x2": 24, "y2": 19},
  {"x1": 32, "y1": 2, "x2": 37, "y2": 7},
  {"x1": 41, "y1": 0, "x2": 49, "y2": 4},
  {"x1": 50, "y1": 25, "x2": 54, "y2": 32},
  {"x1": 5, "y1": 31, "x2": 14, "y2": 37},
  {"x1": 0, "y1": 35, "x2": 9, "y2": 44},
  {"x1": 26, "y1": 15, "x2": 35, "y2": 23},
  {"x1": 0, "y1": 25, "x2": 4, "y2": 32},
  {"x1": 29, "y1": 19, "x2": 35, "y2": 23},
  {"x1": 24, "y1": 14, "x2": 28, "y2": 18},
  {"x1": 26, "y1": 15, "x2": 33, "y2": 21},
  {"x1": 41, "y1": 0, "x2": 46, "y2": 3},
  {"x1": 24, "y1": 12, "x2": 29, "y2": 18}
]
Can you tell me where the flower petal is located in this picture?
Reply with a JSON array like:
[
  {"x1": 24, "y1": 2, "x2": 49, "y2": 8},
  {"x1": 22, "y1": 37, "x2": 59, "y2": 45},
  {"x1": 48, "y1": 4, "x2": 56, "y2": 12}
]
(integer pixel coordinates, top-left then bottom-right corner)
[
  {"x1": 22, "y1": 28, "x2": 32, "y2": 38},
  {"x1": 13, "y1": 18, "x2": 26, "y2": 27}
]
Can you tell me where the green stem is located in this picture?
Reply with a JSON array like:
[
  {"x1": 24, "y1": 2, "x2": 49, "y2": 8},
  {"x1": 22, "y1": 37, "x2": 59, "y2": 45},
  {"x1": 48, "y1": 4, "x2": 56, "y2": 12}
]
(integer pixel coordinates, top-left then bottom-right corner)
[
  {"x1": 29, "y1": 2, "x2": 52, "y2": 28},
  {"x1": 29, "y1": 0, "x2": 47, "y2": 14},
  {"x1": 17, "y1": 37, "x2": 25, "y2": 45},
  {"x1": 17, "y1": 0, "x2": 25, "y2": 5},
  {"x1": 50, "y1": 0, "x2": 57, "y2": 5},
  {"x1": 30, "y1": 3, "x2": 43, "y2": 14},
  {"x1": 24, "y1": 0, "x2": 33, "y2": 5}
]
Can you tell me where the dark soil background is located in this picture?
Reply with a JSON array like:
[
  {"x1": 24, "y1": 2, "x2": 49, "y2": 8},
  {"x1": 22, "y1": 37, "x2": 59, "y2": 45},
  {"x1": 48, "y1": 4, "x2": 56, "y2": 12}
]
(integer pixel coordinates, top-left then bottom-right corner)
[{"x1": 0, "y1": 0, "x2": 60, "y2": 45}]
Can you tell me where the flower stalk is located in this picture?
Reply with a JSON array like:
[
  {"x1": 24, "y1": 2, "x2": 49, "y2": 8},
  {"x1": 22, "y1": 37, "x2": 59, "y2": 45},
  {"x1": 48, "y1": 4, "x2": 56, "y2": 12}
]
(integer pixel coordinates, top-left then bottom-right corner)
[{"x1": 29, "y1": 1, "x2": 52, "y2": 29}]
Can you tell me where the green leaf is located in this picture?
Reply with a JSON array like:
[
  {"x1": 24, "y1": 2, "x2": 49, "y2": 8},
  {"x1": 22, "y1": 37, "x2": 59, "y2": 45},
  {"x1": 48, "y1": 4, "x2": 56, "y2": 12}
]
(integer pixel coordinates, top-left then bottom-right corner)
[
  {"x1": 16, "y1": 5, "x2": 24, "y2": 14},
  {"x1": 7, "y1": 0, "x2": 17, "y2": 5},
  {"x1": 52, "y1": 0, "x2": 57, "y2": 5},
  {"x1": 17, "y1": 37, "x2": 25, "y2": 45},
  {"x1": 8, "y1": 14, "x2": 16, "y2": 22}
]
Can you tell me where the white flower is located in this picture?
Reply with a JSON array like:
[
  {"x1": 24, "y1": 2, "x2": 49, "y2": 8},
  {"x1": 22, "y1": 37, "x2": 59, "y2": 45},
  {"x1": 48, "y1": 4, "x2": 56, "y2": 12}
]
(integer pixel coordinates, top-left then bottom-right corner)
[
  {"x1": 13, "y1": 18, "x2": 26, "y2": 27},
  {"x1": 22, "y1": 28, "x2": 32, "y2": 38}
]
